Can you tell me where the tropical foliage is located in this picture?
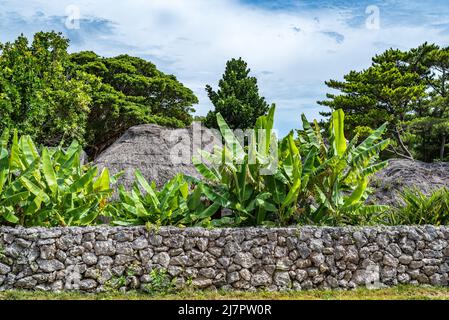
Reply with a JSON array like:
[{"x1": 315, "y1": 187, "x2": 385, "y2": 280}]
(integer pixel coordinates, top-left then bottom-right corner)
[
  {"x1": 296, "y1": 109, "x2": 390, "y2": 225},
  {"x1": 0, "y1": 106, "x2": 391, "y2": 227},
  {"x1": 385, "y1": 188, "x2": 449, "y2": 225},
  {"x1": 0, "y1": 130, "x2": 114, "y2": 227},
  {"x1": 0, "y1": 32, "x2": 198, "y2": 158},
  {"x1": 106, "y1": 171, "x2": 220, "y2": 227},
  {"x1": 193, "y1": 107, "x2": 390, "y2": 226}
]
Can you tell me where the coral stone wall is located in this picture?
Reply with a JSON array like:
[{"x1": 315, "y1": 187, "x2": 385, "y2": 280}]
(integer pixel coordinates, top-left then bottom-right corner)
[{"x1": 1, "y1": 226, "x2": 449, "y2": 292}]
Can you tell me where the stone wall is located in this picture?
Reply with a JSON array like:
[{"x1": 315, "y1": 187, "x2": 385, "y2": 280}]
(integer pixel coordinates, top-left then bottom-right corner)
[{"x1": 1, "y1": 225, "x2": 449, "y2": 292}]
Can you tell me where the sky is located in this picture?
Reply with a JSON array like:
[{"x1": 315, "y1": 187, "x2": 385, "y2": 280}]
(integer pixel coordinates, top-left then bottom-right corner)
[{"x1": 1, "y1": 0, "x2": 449, "y2": 136}]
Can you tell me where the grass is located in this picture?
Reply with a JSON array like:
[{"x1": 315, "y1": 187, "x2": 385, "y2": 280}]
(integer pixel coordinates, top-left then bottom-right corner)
[{"x1": 2, "y1": 285, "x2": 449, "y2": 300}]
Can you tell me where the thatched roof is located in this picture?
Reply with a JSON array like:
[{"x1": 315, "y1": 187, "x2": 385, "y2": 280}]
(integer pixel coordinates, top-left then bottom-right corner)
[
  {"x1": 369, "y1": 159, "x2": 449, "y2": 206},
  {"x1": 94, "y1": 123, "x2": 220, "y2": 190}
]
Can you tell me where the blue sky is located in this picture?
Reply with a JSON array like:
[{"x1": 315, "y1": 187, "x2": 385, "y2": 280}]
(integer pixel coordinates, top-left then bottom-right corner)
[{"x1": 1, "y1": 0, "x2": 449, "y2": 136}]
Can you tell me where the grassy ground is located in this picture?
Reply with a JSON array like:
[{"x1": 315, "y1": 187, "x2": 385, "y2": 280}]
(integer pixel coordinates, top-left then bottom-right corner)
[{"x1": 2, "y1": 285, "x2": 449, "y2": 300}]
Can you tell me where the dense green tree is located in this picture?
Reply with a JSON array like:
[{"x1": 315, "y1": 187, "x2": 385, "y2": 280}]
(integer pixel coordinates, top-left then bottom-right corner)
[
  {"x1": 0, "y1": 32, "x2": 92, "y2": 145},
  {"x1": 204, "y1": 58, "x2": 272, "y2": 129},
  {"x1": 318, "y1": 48, "x2": 427, "y2": 160},
  {"x1": 70, "y1": 51, "x2": 198, "y2": 156},
  {"x1": 406, "y1": 44, "x2": 449, "y2": 161},
  {"x1": 0, "y1": 32, "x2": 199, "y2": 157}
]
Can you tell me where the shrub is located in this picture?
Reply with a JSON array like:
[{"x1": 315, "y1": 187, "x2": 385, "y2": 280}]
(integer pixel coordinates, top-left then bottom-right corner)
[
  {"x1": 142, "y1": 268, "x2": 176, "y2": 295},
  {"x1": 297, "y1": 109, "x2": 390, "y2": 225},
  {"x1": 385, "y1": 188, "x2": 449, "y2": 225},
  {"x1": 193, "y1": 106, "x2": 292, "y2": 226},
  {"x1": 106, "y1": 170, "x2": 220, "y2": 227},
  {"x1": 0, "y1": 130, "x2": 115, "y2": 226},
  {"x1": 193, "y1": 107, "x2": 390, "y2": 226}
]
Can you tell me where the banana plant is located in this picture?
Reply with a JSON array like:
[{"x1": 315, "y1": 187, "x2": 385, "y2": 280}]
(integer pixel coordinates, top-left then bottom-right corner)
[
  {"x1": 298, "y1": 109, "x2": 390, "y2": 225},
  {"x1": 193, "y1": 105, "x2": 301, "y2": 226},
  {"x1": 107, "y1": 170, "x2": 220, "y2": 227},
  {"x1": 0, "y1": 129, "x2": 115, "y2": 226}
]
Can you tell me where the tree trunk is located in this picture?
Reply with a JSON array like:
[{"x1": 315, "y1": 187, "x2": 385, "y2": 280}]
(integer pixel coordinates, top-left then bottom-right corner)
[
  {"x1": 394, "y1": 126, "x2": 414, "y2": 160},
  {"x1": 440, "y1": 135, "x2": 446, "y2": 161}
]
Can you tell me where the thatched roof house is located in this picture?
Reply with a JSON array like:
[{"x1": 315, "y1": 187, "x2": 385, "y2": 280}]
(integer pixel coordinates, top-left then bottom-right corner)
[{"x1": 94, "y1": 123, "x2": 221, "y2": 189}]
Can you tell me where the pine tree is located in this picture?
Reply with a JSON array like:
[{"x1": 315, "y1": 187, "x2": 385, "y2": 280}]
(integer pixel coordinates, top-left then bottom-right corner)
[{"x1": 204, "y1": 58, "x2": 272, "y2": 129}]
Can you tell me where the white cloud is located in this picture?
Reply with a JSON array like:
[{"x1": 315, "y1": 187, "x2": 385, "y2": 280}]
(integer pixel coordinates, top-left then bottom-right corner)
[{"x1": 1, "y1": 0, "x2": 449, "y2": 135}]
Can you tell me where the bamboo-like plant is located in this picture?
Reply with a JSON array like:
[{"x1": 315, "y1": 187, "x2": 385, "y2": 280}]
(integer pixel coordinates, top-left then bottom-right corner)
[{"x1": 0, "y1": 129, "x2": 114, "y2": 226}]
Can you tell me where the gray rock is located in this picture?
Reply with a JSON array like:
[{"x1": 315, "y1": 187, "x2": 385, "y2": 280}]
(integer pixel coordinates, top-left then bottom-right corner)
[
  {"x1": 239, "y1": 269, "x2": 251, "y2": 281},
  {"x1": 199, "y1": 268, "x2": 216, "y2": 279},
  {"x1": 224, "y1": 242, "x2": 241, "y2": 256},
  {"x1": 409, "y1": 261, "x2": 424, "y2": 269},
  {"x1": 79, "y1": 279, "x2": 98, "y2": 290},
  {"x1": 37, "y1": 259, "x2": 64, "y2": 273},
  {"x1": 383, "y1": 253, "x2": 399, "y2": 267},
  {"x1": 166, "y1": 235, "x2": 185, "y2": 249},
  {"x1": 310, "y1": 253, "x2": 325, "y2": 266},
  {"x1": 295, "y1": 270, "x2": 308, "y2": 282},
  {"x1": 297, "y1": 243, "x2": 311, "y2": 259},
  {"x1": 227, "y1": 272, "x2": 240, "y2": 283},
  {"x1": 148, "y1": 234, "x2": 163, "y2": 246},
  {"x1": 0, "y1": 263, "x2": 11, "y2": 275},
  {"x1": 233, "y1": 252, "x2": 255, "y2": 269},
  {"x1": 274, "y1": 271, "x2": 291, "y2": 287},
  {"x1": 97, "y1": 256, "x2": 114, "y2": 270},
  {"x1": 139, "y1": 249, "x2": 154, "y2": 264},
  {"x1": 82, "y1": 253, "x2": 98, "y2": 266},
  {"x1": 114, "y1": 230, "x2": 134, "y2": 242},
  {"x1": 15, "y1": 276, "x2": 37, "y2": 289},
  {"x1": 94, "y1": 241, "x2": 116, "y2": 256},
  {"x1": 196, "y1": 238, "x2": 208, "y2": 252},
  {"x1": 114, "y1": 254, "x2": 135, "y2": 266},
  {"x1": 169, "y1": 255, "x2": 190, "y2": 267},
  {"x1": 353, "y1": 231, "x2": 368, "y2": 247},
  {"x1": 132, "y1": 236, "x2": 148, "y2": 250},
  {"x1": 310, "y1": 239, "x2": 323, "y2": 252},
  {"x1": 192, "y1": 277, "x2": 212, "y2": 288},
  {"x1": 168, "y1": 266, "x2": 183, "y2": 277},
  {"x1": 387, "y1": 244, "x2": 402, "y2": 258},
  {"x1": 152, "y1": 252, "x2": 170, "y2": 268},
  {"x1": 218, "y1": 257, "x2": 231, "y2": 268},
  {"x1": 398, "y1": 255, "x2": 413, "y2": 265},
  {"x1": 251, "y1": 270, "x2": 272, "y2": 286}
]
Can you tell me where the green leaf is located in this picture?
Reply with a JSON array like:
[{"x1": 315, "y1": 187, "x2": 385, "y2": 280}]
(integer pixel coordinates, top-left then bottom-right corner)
[
  {"x1": 9, "y1": 130, "x2": 24, "y2": 170},
  {"x1": 20, "y1": 135, "x2": 39, "y2": 165},
  {"x1": 19, "y1": 176, "x2": 50, "y2": 203},
  {"x1": 69, "y1": 167, "x2": 97, "y2": 193},
  {"x1": 42, "y1": 147, "x2": 57, "y2": 194},
  {"x1": 216, "y1": 113, "x2": 245, "y2": 161},
  {"x1": 2, "y1": 207, "x2": 19, "y2": 224},
  {"x1": 93, "y1": 168, "x2": 110, "y2": 192},
  {"x1": 135, "y1": 169, "x2": 160, "y2": 208},
  {"x1": 332, "y1": 109, "x2": 347, "y2": 156},
  {"x1": 193, "y1": 159, "x2": 221, "y2": 182},
  {"x1": 0, "y1": 147, "x2": 9, "y2": 193},
  {"x1": 187, "y1": 184, "x2": 203, "y2": 211}
]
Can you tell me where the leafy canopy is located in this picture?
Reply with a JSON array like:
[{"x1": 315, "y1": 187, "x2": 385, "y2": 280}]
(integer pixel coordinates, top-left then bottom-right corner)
[
  {"x1": 319, "y1": 43, "x2": 449, "y2": 162},
  {"x1": 0, "y1": 32, "x2": 199, "y2": 157}
]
